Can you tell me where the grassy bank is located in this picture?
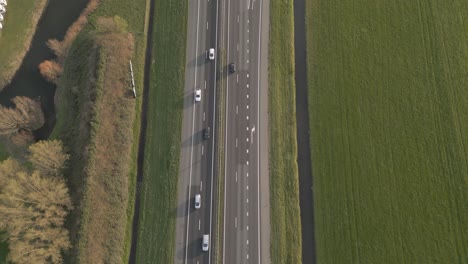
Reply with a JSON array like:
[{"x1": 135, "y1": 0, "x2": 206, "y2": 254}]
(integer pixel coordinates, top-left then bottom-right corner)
[
  {"x1": 51, "y1": 0, "x2": 147, "y2": 262},
  {"x1": 88, "y1": 0, "x2": 148, "y2": 261},
  {"x1": 269, "y1": 0, "x2": 302, "y2": 263},
  {"x1": 53, "y1": 26, "x2": 136, "y2": 262},
  {"x1": 307, "y1": 0, "x2": 468, "y2": 262},
  {"x1": 134, "y1": 0, "x2": 187, "y2": 262},
  {"x1": 0, "y1": 0, "x2": 48, "y2": 89}
]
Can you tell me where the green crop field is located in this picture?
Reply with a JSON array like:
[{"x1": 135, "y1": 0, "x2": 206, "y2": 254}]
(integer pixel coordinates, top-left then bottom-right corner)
[
  {"x1": 306, "y1": 0, "x2": 468, "y2": 263},
  {"x1": 134, "y1": 0, "x2": 187, "y2": 262}
]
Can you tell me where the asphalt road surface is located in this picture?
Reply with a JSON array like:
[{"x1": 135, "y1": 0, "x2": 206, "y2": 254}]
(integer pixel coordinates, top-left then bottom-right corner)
[
  {"x1": 175, "y1": 0, "x2": 270, "y2": 263},
  {"x1": 174, "y1": 0, "x2": 218, "y2": 263},
  {"x1": 220, "y1": 0, "x2": 270, "y2": 263}
]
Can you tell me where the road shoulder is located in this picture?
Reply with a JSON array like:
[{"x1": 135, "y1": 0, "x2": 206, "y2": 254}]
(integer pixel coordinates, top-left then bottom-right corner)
[{"x1": 259, "y1": 0, "x2": 271, "y2": 263}]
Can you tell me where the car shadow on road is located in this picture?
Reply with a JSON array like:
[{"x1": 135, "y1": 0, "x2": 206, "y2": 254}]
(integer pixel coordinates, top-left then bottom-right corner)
[
  {"x1": 176, "y1": 236, "x2": 204, "y2": 261},
  {"x1": 181, "y1": 129, "x2": 204, "y2": 148},
  {"x1": 183, "y1": 90, "x2": 195, "y2": 109},
  {"x1": 187, "y1": 53, "x2": 208, "y2": 69}
]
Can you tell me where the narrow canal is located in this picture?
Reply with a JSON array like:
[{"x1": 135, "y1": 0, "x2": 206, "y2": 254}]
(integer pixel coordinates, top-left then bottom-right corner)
[
  {"x1": 293, "y1": 0, "x2": 317, "y2": 263},
  {"x1": 0, "y1": 0, "x2": 89, "y2": 139}
]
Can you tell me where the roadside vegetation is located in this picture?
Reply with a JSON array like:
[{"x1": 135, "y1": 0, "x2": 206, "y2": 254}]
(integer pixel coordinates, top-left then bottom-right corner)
[
  {"x1": 51, "y1": 18, "x2": 139, "y2": 263},
  {"x1": 307, "y1": 0, "x2": 468, "y2": 262},
  {"x1": 46, "y1": 0, "x2": 146, "y2": 262},
  {"x1": 89, "y1": 0, "x2": 148, "y2": 260},
  {"x1": 0, "y1": 0, "x2": 48, "y2": 90},
  {"x1": 134, "y1": 0, "x2": 187, "y2": 262},
  {"x1": 0, "y1": 0, "x2": 147, "y2": 262},
  {"x1": 269, "y1": 0, "x2": 302, "y2": 263}
]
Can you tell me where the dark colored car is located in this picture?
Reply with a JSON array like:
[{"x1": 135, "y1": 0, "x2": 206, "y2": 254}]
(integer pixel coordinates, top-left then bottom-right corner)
[
  {"x1": 203, "y1": 127, "x2": 211, "y2": 140},
  {"x1": 229, "y1": 63, "x2": 236, "y2": 73}
]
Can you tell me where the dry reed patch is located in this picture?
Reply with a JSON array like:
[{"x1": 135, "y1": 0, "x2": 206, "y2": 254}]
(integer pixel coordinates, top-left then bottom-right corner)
[{"x1": 78, "y1": 29, "x2": 135, "y2": 264}]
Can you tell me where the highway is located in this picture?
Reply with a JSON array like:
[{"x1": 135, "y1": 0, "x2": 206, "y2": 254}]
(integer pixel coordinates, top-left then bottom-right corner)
[
  {"x1": 174, "y1": 0, "x2": 218, "y2": 263},
  {"x1": 175, "y1": 0, "x2": 270, "y2": 263},
  {"x1": 221, "y1": 0, "x2": 270, "y2": 263}
]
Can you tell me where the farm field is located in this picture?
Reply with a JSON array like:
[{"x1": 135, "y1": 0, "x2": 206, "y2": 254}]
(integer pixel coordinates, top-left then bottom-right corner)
[
  {"x1": 134, "y1": 0, "x2": 187, "y2": 262},
  {"x1": 306, "y1": 0, "x2": 468, "y2": 263}
]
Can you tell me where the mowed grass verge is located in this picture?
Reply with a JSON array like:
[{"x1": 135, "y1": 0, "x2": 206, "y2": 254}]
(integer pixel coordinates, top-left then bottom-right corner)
[
  {"x1": 269, "y1": 0, "x2": 302, "y2": 263},
  {"x1": 0, "y1": 0, "x2": 48, "y2": 89},
  {"x1": 134, "y1": 0, "x2": 187, "y2": 262},
  {"x1": 307, "y1": 0, "x2": 468, "y2": 262}
]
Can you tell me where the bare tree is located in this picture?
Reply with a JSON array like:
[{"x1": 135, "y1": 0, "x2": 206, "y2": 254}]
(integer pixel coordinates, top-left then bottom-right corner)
[
  {"x1": 0, "y1": 97, "x2": 44, "y2": 136},
  {"x1": 28, "y1": 140, "x2": 69, "y2": 177}
]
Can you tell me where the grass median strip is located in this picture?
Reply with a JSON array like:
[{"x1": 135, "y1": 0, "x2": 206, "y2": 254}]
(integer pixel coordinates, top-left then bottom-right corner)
[
  {"x1": 269, "y1": 0, "x2": 302, "y2": 263},
  {"x1": 134, "y1": 0, "x2": 187, "y2": 262},
  {"x1": 307, "y1": 0, "x2": 468, "y2": 262}
]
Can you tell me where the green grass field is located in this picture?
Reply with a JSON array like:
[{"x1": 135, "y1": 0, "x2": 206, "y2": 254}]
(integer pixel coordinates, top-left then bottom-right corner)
[
  {"x1": 134, "y1": 0, "x2": 187, "y2": 262},
  {"x1": 0, "y1": 0, "x2": 47, "y2": 89},
  {"x1": 306, "y1": 0, "x2": 468, "y2": 262},
  {"x1": 269, "y1": 0, "x2": 302, "y2": 263}
]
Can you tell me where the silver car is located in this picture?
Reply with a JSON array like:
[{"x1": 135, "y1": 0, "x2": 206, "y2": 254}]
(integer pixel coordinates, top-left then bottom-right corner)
[
  {"x1": 202, "y1": 234, "x2": 209, "y2": 251},
  {"x1": 209, "y1": 48, "x2": 215, "y2": 60},
  {"x1": 194, "y1": 194, "x2": 201, "y2": 209},
  {"x1": 195, "y1": 89, "x2": 201, "y2": 102}
]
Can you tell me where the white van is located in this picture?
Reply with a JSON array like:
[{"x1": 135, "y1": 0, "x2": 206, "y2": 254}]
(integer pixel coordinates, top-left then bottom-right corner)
[{"x1": 202, "y1": 234, "x2": 209, "y2": 251}]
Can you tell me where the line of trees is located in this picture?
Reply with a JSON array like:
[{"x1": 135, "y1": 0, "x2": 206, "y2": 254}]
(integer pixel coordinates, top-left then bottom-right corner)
[{"x1": 0, "y1": 140, "x2": 72, "y2": 264}]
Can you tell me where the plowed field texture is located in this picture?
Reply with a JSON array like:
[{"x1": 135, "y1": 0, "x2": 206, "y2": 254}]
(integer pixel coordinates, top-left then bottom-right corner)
[{"x1": 306, "y1": 1, "x2": 468, "y2": 263}]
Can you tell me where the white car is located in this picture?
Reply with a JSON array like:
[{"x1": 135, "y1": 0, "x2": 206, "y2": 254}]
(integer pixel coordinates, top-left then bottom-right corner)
[
  {"x1": 0, "y1": 0, "x2": 6, "y2": 6},
  {"x1": 208, "y1": 48, "x2": 215, "y2": 60},
  {"x1": 0, "y1": 6, "x2": 5, "y2": 14},
  {"x1": 195, "y1": 89, "x2": 201, "y2": 102},
  {"x1": 194, "y1": 194, "x2": 201, "y2": 209},
  {"x1": 202, "y1": 234, "x2": 209, "y2": 251},
  {"x1": 0, "y1": 14, "x2": 3, "y2": 22},
  {"x1": 0, "y1": 22, "x2": 2, "y2": 29}
]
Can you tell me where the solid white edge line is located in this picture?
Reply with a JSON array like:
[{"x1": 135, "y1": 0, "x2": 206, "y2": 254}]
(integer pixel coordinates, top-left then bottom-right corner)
[
  {"x1": 256, "y1": 0, "x2": 263, "y2": 262},
  {"x1": 209, "y1": 0, "x2": 220, "y2": 263},
  {"x1": 223, "y1": 0, "x2": 231, "y2": 263},
  {"x1": 185, "y1": 0, "x2": 201, "y2": 263}
]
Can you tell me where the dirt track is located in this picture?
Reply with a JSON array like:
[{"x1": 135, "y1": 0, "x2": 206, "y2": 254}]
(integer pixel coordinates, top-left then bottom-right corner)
[{"x1": 293, "y1": 0, "x2": 317, "y2": 262}]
